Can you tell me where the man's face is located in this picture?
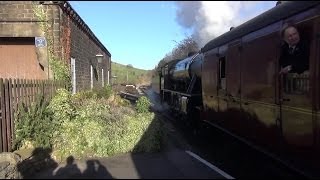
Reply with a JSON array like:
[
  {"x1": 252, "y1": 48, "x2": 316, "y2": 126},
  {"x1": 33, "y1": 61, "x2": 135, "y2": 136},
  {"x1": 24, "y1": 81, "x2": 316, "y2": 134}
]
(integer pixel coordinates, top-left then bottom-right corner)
[{"x1": 284, "y1": 27, "x2": 300, "y2": 46}]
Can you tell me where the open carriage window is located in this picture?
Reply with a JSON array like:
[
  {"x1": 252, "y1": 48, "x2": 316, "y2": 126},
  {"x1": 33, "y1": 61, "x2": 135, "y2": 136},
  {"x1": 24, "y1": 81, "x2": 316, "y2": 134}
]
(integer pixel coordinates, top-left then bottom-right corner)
[{"x1": 279, "y1": 21, "x2": 313, "y2": 95}]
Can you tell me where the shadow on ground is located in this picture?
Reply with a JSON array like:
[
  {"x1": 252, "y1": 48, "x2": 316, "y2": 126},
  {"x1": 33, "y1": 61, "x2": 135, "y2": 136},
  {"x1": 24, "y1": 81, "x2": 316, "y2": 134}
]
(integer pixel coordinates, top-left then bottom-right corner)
[
  {"x1": 17, "y1": 147, "x2": 113, "y2": 179},
  {"x1": 16, "y1": 86, "x2": 215, "y2": 179},
  {"x1": 14, "y1": 87, "x2": 171, "y2": 179}
]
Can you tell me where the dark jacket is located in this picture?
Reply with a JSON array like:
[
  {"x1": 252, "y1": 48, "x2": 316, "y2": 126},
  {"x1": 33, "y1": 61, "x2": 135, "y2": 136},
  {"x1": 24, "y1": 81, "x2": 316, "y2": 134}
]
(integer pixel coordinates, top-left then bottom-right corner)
[{"x1": 279, "y1": 40, "x2": 310, "y2": 74}]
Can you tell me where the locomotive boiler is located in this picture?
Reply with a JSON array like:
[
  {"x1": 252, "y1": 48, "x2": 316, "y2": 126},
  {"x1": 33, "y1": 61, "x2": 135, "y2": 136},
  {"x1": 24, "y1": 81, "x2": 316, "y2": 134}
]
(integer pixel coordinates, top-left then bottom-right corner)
[
  {"x1": 165, "y1": 52, "x2": 202, "y2": 92},
  {"x1": 160, "y1": 53, "x2": 203, "y2": 117}
]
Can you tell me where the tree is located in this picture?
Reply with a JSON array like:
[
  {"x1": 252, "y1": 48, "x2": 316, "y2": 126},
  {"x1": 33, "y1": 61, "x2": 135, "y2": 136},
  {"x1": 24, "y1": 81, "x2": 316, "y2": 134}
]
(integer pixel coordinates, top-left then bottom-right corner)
[{"x1": 155, "y1": 35, "x2": 199, "y2": 72}]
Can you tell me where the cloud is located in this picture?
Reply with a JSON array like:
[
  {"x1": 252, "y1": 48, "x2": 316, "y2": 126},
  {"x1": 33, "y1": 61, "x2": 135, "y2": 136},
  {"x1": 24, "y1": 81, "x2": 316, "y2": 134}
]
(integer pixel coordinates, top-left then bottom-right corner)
[{"x1": 174, "y1": 1, "x2": 276, "y2": 47}]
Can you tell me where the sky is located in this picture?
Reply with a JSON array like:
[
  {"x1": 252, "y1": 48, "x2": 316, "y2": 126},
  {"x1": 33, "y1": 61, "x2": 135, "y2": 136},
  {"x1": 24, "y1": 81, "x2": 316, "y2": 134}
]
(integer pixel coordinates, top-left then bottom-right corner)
[{"x1": 69, "y1": 1, "x2": 277, "y2": 70}]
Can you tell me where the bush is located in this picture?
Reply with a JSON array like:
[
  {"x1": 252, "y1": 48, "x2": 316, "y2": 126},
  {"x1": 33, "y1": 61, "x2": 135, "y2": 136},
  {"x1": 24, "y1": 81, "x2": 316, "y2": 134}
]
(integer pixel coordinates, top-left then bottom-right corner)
[
  {"x1": 14, "y1": 87, "x2": 163, "y2": 162},
  {"x1": 136, "y1": 96, "x2": 151, "y2": 113},
  {"x1": 14, "y1": 95, "x2": 55, "y2": 150},
  {"x1": 92, "y1": 85, "x2": 113, "y2": 99},
  {"x1": 75, "y1": 90, "x2": 96, "y2": 99},
  {"x1": 51, "y1": 97, "x2": 112, "y2": 161},
  {"x1": 47, "y1": 88, "x2": 75, "y2": 123}
]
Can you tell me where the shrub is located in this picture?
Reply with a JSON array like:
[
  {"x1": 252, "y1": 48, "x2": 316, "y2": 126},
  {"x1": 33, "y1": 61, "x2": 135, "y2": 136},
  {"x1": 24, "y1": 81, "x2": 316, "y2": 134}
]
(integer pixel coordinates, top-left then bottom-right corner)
[
  {"x1": 47, "y1": 88, "x2": 75, "y2": 123},
  {"x1": 14, "y1": 95, "x2": 55, "y2": 150},
  {"x1": 136, "y1": 96, "x2": 151, "y2": 113},
  {"x1": 92, "y1": 85, "x2": 113, "y2": 99},
  {"x1": 14, "y1": 86, "x2": 164, "y2": 162},
  {"x1": 51, "y1": 98, "x2": 121, "y2": 160},
  {"x1": 75, "y1": 90, "x2": 96, "y2": 100}
]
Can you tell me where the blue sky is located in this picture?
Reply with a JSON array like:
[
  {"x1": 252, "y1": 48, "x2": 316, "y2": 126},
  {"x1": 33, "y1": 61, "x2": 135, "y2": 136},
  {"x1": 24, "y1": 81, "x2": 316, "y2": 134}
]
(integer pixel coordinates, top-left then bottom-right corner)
[{"x1": 69, "y1": 1, "x2": 276, "y2": 70}]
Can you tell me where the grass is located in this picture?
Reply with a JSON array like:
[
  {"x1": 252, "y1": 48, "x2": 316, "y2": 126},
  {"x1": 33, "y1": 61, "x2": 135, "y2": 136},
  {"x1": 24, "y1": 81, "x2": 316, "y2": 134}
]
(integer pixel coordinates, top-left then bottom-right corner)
[{"x1": 111, "y1": 62, "x2": 153, "y2": 85}]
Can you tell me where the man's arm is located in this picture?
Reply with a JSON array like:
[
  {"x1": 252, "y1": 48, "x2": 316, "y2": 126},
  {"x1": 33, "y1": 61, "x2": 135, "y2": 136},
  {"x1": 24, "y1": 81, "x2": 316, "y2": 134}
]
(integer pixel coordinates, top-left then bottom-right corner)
[{"x1": 279, "y1": 45, "x2": 291, "y2": 74}]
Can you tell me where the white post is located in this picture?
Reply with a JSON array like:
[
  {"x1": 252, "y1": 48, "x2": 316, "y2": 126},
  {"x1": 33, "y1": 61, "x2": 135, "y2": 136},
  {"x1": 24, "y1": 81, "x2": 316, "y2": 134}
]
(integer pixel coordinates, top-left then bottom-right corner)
[
  {"x1": 90, "y1": 65, "x2": 93, "y2": 89},
  {"x1": 71, "y1": 58, "x2": 76, "y2": 94},
  {"x1": 102, "y1": 68, "x2": 104, "y2": 87},
  {"x1": 107, "y1": 70, "x2": 110, "y2": 85}
]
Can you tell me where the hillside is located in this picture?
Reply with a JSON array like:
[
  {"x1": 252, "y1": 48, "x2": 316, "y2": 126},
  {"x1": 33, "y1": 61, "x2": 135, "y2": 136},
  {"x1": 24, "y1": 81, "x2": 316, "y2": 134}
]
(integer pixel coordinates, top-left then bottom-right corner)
[{"x1": 111, "y1": 62, "x2": 152, "y2": 86}]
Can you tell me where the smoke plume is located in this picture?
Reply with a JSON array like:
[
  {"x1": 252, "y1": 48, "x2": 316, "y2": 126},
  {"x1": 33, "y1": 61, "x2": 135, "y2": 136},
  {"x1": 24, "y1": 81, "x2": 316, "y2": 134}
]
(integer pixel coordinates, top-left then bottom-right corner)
[{"x1": 174, "y1": 1, "x2": 276, "y2": 47}]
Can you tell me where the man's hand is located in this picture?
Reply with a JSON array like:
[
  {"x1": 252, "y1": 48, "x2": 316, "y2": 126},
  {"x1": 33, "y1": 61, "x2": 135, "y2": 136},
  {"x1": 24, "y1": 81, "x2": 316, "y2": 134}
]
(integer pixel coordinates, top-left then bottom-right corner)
[{"x1": 279, "y1": 65, "x2": 292, "y2": 74}]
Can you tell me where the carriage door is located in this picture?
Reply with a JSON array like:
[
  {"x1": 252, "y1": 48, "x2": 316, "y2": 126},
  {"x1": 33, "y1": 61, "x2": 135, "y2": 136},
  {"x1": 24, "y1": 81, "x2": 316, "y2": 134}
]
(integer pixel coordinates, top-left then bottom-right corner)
[
  {"x1": 313, "y1": 16, "x2": 320, "y2": 148},
  {"x1": 225, "y1": 41, "x2": 242, "y2": 121},
  {"x1": 217, "y1": 45, "x2": 228, "y2": 115},
  {"x1": 279, "y1": 18, "x2": 315, "y2": 147}
]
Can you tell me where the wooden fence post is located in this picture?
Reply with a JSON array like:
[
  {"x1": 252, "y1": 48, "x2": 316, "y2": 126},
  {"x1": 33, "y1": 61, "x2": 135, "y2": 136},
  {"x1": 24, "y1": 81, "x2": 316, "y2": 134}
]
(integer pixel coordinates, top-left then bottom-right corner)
[
  {"x1": 0, "y1": 78, "x2": 5, "y2": 152},
  {"x1": 4, "y1": 79, "x2": 12, "y2": 152}
]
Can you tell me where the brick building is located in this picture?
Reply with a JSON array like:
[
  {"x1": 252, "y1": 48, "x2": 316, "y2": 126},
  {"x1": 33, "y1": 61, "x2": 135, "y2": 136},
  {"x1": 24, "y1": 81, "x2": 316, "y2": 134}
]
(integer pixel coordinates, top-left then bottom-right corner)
[{"x1": 0, "y1": 1, "x2": 111, "y2": 93}]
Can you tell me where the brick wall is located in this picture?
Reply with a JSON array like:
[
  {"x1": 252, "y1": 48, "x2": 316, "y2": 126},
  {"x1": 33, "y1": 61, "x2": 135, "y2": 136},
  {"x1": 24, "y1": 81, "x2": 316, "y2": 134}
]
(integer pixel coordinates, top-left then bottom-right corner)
[
  {"x1": 68, "y1": 14, "x2": 111, "y2": 92},
  {"x1": 0, "y1": 1, "x2": 63, "y2": 79},
  {"x1": 0, "y1": 1, "x2": 62, "y2": 56},
  {"x1": 0, "y1": 1, "x2": 111, "y2": 91},
  {"x1": 0, "y1": 1, "x2": 36, "y2": 21}
]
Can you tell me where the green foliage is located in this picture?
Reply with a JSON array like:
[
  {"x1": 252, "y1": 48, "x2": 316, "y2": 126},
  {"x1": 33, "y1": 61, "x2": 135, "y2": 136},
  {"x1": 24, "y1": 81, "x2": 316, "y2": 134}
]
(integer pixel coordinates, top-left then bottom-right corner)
[
  {"x1": 51, "y1": 97, "x2": 112, "y2": 160},
  {"x1": 112, "y1": 62, "x2": 151, "y2": 85},
  {"x1": 47, "y1": 89, "x2": 75, "y2": 124},
  {"x1": 72, "y1": 85, "x2": 113, "y2": 101},
  {"x1": 50, "y1": 57, "x2": 72, "y2": 91},
  {"x1": 136, "y1": 96, "x2": 151, "y2": 113},
  {"x1": 14, "y1": 95, "x2": 55, "y2": 150},
  {"x1": 92, "y1": 85, "x2": 113, "y2": 99},
  {"x1": 73, "y1": 90, "x2": 96, "y2": 100},
  {"x1": 14, "y1": 87, "x2": 163, "y2": 162},
  {"x1": 115, "y1": 95, "x2": 132, "y2": 107}
]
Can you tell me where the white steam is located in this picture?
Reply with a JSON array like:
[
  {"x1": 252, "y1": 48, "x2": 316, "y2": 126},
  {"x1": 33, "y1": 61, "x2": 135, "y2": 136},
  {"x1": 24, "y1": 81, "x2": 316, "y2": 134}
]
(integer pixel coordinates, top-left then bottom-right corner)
[{"x1": 175, "y1": 1, "x2": 276, "y2": 47}]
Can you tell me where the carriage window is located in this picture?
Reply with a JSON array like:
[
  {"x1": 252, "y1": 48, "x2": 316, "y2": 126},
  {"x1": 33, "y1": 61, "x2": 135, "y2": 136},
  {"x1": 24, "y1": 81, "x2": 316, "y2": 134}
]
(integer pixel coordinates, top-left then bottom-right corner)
[
  {"x1": 218, "y1": 57, "x2": 226, "y2": 90},
  {"x1": 280, "y1": 22, "x2": 312, "y2": 95}
]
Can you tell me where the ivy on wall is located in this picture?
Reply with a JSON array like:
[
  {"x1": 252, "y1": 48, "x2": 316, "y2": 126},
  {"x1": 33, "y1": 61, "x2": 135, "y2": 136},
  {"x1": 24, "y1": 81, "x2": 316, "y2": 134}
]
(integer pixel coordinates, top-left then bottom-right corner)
[{"x1": 32, "y1": 2, "x2": 71, "y2": 90}]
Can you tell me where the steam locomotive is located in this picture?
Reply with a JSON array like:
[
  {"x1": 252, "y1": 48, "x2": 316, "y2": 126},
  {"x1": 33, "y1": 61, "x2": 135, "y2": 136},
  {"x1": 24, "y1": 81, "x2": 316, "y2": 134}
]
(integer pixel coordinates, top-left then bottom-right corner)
[
  {"x1": 160, "y1": 52, "x2": 202, "y2": 117},
  {"x1": 156, "y1": 1, "x2": 320, "y2": 176}
]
